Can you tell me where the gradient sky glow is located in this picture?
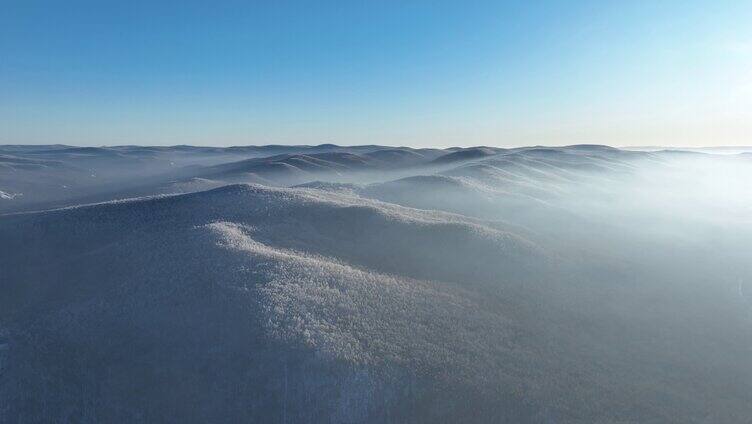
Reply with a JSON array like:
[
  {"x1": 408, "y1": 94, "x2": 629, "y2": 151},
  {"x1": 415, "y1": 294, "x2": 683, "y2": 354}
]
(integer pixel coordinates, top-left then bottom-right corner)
[{"x1": 2, "y1": 0, "x2": 751, "y2": 147}]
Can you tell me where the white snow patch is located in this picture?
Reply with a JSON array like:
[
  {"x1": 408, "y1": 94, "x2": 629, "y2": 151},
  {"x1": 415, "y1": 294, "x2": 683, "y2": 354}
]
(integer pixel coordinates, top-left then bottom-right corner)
[{"x1": 0, "y1": 190, "x2": 20, "y2": 200}]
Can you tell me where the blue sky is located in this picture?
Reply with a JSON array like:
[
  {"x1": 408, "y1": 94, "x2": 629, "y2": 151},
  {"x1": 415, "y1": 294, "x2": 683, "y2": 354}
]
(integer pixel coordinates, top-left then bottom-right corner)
[{"x1": 1, "y1": 0, "x2": 751, "y2": 147}]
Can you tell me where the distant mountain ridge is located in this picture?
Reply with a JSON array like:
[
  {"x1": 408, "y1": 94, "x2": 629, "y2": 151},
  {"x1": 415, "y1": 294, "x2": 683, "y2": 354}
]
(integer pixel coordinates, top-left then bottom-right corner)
[{"x1": 3, "y1": 143, "x2": 736, "y2": 214}]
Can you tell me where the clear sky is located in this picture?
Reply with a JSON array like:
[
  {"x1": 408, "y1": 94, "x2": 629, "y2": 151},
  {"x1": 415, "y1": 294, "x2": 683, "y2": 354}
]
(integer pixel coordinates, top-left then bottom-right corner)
[{"x1": 2, "y1": 1, "x2": 751, "y2": 147}]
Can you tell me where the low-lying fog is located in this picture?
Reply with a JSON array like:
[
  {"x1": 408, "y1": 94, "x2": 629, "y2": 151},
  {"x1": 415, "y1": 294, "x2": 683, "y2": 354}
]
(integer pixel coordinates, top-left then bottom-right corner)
[{"x1": 1, "y1": 144, "x2": 751, "y2": 423}]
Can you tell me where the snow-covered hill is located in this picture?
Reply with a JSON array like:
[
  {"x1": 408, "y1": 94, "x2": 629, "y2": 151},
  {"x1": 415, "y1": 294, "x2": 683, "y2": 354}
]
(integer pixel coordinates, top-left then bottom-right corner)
[{"x1": 2, "y1": 145, "x2": 752, "y2": 423}]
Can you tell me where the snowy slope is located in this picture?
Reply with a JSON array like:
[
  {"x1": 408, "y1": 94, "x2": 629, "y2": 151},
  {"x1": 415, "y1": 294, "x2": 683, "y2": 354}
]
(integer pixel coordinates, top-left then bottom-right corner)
[{"x1": 2, "y1": 146, "x2": 752, "y2": 423}]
